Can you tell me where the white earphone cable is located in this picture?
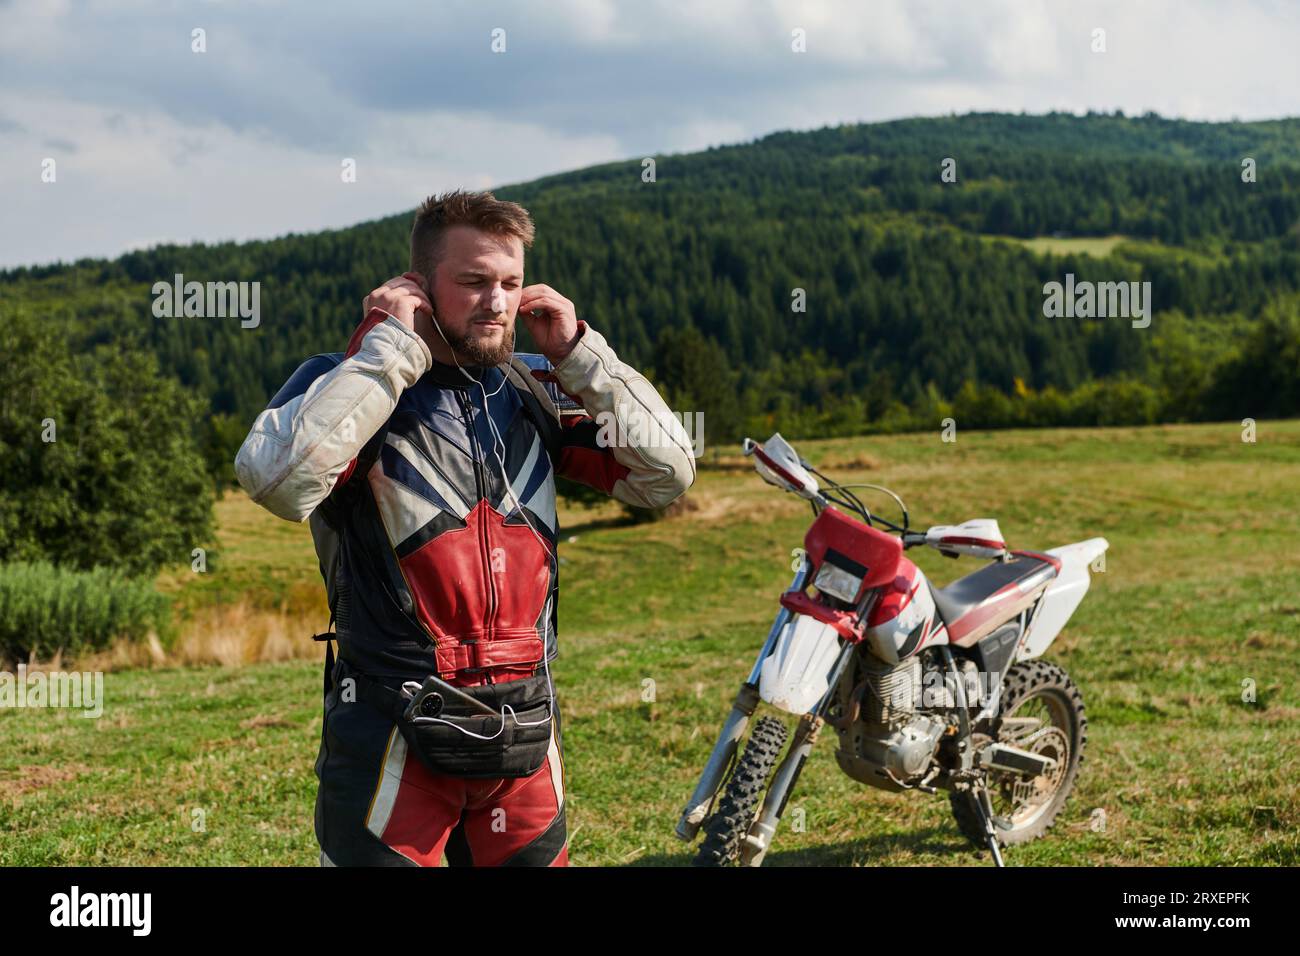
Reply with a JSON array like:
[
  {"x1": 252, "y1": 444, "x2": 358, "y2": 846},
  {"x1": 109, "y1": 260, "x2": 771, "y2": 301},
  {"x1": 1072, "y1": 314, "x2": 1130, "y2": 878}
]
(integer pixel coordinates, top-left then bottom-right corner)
[{"x1": 397, "y1": 300, "x2": 560, "y2": 739}]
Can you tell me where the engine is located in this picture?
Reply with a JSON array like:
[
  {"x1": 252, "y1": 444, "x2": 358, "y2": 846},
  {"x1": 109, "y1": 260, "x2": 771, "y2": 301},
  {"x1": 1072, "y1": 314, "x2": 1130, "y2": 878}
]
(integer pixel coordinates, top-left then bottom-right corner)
[{"x1": 832, "y1": 648, "x2": 983, "y2": 792}]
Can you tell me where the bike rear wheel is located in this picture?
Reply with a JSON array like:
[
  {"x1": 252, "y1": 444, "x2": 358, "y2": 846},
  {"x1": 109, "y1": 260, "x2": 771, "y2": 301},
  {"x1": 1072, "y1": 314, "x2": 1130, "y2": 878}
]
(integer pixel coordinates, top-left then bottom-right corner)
[{"x1": 951, "y1": 660, "x2": 1087, "y2": 847}]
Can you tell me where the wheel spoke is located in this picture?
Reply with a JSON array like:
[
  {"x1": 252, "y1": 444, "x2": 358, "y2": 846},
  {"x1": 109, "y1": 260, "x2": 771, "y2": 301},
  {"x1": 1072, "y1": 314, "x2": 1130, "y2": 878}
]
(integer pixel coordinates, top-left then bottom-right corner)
[
  {"x1": 988, "y1": 690, "x2": 1071, "y2": 824},
  {"x1": 951, "y1": 662, "x2": 1085, "y2": 851}
]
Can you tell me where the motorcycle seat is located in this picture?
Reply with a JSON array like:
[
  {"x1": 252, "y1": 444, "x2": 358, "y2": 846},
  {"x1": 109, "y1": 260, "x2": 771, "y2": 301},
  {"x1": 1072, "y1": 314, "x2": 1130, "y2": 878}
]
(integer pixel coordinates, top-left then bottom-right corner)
[{"x1": 928, "y1": 551, "x2": 1060, "y2": 638}]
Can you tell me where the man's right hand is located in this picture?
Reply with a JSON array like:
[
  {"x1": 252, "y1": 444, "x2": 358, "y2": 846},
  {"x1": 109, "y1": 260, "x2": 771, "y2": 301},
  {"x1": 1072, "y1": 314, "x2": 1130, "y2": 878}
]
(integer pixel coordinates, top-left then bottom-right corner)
[{"x1": 363, "y1": 272, "x2": 437, "y2": 348}]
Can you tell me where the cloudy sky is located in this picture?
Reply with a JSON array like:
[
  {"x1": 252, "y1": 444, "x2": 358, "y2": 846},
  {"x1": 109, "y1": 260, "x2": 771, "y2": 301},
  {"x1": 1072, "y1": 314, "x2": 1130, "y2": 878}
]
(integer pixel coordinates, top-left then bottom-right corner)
[{"x1": 2, "y1": 0, "x2": 1298, "y2": 269}]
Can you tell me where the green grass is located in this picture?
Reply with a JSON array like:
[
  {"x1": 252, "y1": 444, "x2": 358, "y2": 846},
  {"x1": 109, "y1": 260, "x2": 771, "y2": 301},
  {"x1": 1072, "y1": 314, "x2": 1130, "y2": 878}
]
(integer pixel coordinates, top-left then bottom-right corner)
[
  {"x1": 3, "y1": 420, "x2": 1298, "y2": 865},
  {"x1": 154, "y1": 491, "x2": 328, "y2": 622},
  {"x1": 988, "y1": 232, "x2": 1251, "y2": 270},
  {"x1": 1015, "y1": 234, "x2": 1130, "y2": 257},
  {"x1": 977, "y1": 234, "x2": 1133, "y2": 260}
]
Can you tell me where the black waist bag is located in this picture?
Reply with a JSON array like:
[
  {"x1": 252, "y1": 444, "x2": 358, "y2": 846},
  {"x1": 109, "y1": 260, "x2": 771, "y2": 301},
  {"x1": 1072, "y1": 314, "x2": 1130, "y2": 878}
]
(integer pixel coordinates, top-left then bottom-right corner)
[{"x1": 344, "y1": 662, "x2": 554, "y2": 779}]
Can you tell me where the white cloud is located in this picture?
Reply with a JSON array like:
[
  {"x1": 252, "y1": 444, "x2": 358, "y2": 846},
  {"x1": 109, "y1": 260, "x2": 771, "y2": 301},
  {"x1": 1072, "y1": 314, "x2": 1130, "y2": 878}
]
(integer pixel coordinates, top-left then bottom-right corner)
[
  {"x1": 0, "y1": 91, "x2": 622, "y2": 267},
  {"x1": 0, "y1": 0, "x2": 1297, "y2": 268}
]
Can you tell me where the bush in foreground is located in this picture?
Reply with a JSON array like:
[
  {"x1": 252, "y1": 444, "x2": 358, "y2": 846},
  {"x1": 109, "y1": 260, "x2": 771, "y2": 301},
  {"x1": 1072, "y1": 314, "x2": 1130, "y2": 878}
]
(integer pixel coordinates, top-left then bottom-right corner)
[{"x1": 0, "y1": 561, "x2": 172, "y2": 663}]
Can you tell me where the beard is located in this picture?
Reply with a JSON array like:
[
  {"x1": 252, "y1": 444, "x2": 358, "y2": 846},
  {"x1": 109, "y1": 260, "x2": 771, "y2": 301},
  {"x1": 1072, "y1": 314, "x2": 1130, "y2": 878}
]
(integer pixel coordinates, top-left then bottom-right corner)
[{"x1": 442, "y1": 320, "x2": 516, "y2": 367}]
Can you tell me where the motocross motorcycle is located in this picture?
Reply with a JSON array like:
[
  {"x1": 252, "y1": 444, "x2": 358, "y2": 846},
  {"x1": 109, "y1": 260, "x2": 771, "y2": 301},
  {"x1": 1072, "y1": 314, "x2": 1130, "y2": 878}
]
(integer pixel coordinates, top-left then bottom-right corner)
[{"x1": 675, "y1": 434, "x2": 1107, "y2": 867}]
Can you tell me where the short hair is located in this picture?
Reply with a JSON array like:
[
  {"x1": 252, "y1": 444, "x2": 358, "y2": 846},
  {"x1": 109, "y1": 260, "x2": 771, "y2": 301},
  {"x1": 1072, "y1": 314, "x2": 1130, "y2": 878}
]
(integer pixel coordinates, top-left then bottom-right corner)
[{"x1": 409, "y1": 189, "x2": 535, "y2": 279}]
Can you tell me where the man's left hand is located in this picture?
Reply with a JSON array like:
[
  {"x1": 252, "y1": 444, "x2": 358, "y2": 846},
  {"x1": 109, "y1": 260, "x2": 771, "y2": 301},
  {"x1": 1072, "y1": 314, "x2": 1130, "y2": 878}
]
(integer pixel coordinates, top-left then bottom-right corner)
[{"x1": 518, "y1": 284, "x2": 582, "y2": 365}]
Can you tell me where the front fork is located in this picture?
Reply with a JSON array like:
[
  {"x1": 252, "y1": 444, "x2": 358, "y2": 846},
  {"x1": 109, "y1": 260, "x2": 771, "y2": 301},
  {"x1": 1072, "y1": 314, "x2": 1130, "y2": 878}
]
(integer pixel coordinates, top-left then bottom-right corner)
[
  {"x1": 738, "y1": 640, "x2": 854, "y2": 866},
  {"x1": 674, "y1": 559, "x2": 810, "y2": 841}
]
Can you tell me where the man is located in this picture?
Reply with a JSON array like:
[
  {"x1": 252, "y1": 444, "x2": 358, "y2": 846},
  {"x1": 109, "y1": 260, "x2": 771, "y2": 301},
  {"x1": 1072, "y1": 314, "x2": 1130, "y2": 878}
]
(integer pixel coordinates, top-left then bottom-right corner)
[{"x1": 235, "y1": 190, "x2": 695, "y2": 866}]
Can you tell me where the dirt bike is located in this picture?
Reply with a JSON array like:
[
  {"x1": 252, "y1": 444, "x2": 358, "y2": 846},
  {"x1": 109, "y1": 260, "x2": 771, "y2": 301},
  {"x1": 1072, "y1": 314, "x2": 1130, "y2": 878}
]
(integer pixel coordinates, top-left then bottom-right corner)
[{"x1": 675, "y1": 433, "x2": 1107, "y2": 867}]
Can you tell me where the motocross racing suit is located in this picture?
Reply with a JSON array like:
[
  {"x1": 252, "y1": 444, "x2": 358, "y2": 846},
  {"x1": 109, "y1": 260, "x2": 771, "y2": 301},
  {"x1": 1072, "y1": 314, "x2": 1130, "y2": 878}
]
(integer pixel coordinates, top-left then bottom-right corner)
[{"x1": 235, "y1": 307, "x2": 696, "y2": 865}]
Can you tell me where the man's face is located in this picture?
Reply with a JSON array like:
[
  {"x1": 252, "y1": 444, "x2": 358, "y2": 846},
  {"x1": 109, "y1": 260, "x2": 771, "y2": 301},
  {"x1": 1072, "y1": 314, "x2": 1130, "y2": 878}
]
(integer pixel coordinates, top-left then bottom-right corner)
[{"x1": 426, "y1": 225, "x2": 524, "y2": 367}]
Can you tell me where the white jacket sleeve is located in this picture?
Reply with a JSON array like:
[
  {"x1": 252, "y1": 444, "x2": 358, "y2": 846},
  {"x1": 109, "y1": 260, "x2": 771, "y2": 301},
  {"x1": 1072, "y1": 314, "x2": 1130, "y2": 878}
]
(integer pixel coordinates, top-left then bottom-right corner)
[
  {"x1": 235, "y1": 315, "x2": 431, "y2": 522},
  {"x1": 548, "y1": 322, "x2": 697, "y2": 509}
]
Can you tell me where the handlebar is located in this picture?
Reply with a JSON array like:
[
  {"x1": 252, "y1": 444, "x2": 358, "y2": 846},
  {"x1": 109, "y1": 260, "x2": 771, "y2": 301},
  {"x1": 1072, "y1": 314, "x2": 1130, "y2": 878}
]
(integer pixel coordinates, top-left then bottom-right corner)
[{"x1": 744, "y1": 435, "x2": 912, "y2": 536}]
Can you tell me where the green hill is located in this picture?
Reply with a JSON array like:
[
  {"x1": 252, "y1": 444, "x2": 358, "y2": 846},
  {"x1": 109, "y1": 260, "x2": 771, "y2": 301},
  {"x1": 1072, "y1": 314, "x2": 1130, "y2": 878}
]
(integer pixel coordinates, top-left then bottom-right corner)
[{"x1": 4, "y1": 111, "x2": 1300, "y2": 483}]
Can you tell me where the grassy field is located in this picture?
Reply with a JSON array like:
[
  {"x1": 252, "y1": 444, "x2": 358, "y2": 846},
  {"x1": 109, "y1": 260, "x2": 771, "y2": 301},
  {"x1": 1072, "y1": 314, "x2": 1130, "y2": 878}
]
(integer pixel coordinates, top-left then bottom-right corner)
[
  {"x1": 2, "y1": 420, "x2": 1298, "y2": 866},
  {"x1": 1016, "y1": 234, "x2": 1131, "y2": 257},
  {"x1": 977, "y1": 232, "x2": 1259, "y2": 274},
  {"x1": 974, "y1": 232, "x2": 1132, "y2": 258}
]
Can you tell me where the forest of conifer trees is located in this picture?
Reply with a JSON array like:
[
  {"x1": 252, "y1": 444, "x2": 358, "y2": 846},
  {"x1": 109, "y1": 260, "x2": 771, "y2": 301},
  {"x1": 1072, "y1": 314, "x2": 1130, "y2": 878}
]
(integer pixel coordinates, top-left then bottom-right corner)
[{"x1": 3, "y1": 110, "x2": 1299, "y2": 491}]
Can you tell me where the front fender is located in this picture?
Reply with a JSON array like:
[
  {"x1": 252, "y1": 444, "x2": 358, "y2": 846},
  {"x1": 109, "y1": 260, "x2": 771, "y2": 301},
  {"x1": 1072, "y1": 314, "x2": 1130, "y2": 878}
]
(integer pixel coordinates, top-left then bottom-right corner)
[{"x1": 759, "y1": 614, "x2": 844, "y2": 714}]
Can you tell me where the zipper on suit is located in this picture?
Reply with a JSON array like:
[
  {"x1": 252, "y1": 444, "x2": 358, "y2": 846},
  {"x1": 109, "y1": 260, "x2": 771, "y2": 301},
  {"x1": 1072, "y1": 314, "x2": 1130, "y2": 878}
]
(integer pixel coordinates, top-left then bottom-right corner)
[{"x1": 459, "y1": 389, "x2": 498, "y2": 682}]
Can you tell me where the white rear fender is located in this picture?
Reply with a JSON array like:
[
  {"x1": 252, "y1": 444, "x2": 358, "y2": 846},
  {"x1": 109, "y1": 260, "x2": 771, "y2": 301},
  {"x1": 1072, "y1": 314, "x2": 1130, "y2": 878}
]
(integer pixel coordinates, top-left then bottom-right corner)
[
  {"x1": 1018, "y1": 537, "x2": 1109, "y2": 660},
  {"x1": 1054, "y1": 537, "x2": 1109, "y2": 567},
  {"x1": 759, "y1": 614, "x2": 843, "y2": 715}
]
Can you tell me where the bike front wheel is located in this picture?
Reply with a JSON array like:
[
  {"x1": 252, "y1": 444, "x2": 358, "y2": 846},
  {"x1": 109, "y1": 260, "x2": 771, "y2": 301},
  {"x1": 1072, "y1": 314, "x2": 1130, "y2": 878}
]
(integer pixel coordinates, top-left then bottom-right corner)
[{"x1": 693, "y1": 715, "x2": 788, "y2": 866}]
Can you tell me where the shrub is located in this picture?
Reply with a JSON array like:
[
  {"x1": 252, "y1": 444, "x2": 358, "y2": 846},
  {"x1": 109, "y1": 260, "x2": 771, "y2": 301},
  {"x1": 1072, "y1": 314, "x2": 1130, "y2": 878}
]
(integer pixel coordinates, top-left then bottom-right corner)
[{"x1": 0, "y1": 561, "x2": 172, "y2": 662}]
